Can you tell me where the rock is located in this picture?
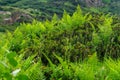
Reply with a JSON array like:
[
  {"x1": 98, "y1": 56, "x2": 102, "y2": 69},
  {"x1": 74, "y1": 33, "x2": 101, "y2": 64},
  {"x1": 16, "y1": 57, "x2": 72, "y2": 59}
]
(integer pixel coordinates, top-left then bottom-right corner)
[
  {"x1": 0, "y1": 11, "x2": 11, "y2": 15},
  {"x1": 85, "y1": 0, "x2": 103, "y2": 7},
  {"x1": 3, "y1": 11, "x2": 33, "y2": 25}
]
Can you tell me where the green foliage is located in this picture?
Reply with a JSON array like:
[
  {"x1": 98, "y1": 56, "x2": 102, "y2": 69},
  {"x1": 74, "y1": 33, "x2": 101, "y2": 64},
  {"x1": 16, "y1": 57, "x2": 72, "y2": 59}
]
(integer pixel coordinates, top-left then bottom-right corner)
[
  {"x1": 1, "y1": 6, "x2": 119, "y2": 62},
  {"x1": 42, "y1": 53, "x2": 120, "y2": 80},
  {"x1": 102, "y1": 0, "x2": 111, "y2": 4},
  {"x1": 0, "y1": 6, "x2": 120, "y2": 79},
  {"x1": 105, "y1": 58, "x2": 120, "y2": 79}
]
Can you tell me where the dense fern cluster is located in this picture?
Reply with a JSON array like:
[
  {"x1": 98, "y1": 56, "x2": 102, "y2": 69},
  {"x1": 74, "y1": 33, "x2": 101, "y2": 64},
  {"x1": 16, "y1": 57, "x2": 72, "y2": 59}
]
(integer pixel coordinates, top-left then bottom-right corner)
[
  {"x1": 7, "y1": 6, "x2": 120, "y2": 62},
  {"x1": 0, "y1": 6, "x2": 120, "y2": 79}
]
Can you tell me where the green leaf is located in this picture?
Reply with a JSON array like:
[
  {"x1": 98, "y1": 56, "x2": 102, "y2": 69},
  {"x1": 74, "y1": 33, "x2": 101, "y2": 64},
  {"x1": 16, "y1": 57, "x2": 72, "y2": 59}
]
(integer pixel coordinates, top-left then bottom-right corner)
[
  {"x1": 4, "y1": 73, "x2": 12, "y2": 80},
  {"x1": 6, "y1": 52, "x2": 18, "y2": 67},
  {"x1": 7, "y1": 52, "x2": 16, "y2": 59},
  {"x1": 16, "y1": 74, "x2": 29, "y2": 80},
  {"x1": 8, "y1": 58, "x2": 18, "y2": 67}
]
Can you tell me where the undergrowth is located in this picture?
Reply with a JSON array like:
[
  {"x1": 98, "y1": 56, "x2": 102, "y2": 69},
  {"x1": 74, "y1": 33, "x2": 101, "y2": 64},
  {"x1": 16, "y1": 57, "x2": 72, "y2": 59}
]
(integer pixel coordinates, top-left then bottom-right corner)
[{"x1": 0, "y1": 6, "x2": 120, "y2": 80}]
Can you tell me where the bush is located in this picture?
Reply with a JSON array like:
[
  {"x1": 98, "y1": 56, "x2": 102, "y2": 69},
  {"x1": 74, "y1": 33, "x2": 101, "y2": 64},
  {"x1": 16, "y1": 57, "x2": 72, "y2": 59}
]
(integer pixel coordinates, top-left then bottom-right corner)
[
  {"x1": 0, "y1": 6, "x2": 120, "y2": 80},
  {"x1": 2, "y1": 6, "x2": 118, "y2": 63}
]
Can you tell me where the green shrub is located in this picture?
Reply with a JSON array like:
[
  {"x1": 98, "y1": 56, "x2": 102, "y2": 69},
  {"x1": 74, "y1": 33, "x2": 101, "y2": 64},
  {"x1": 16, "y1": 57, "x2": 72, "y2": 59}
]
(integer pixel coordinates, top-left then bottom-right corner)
[
  {"x1": 0, "y1": 6, "x2": 120, "y2": 79},
  {"x1": 1, "y1": 6, "x2": 118, "y2": 63}
]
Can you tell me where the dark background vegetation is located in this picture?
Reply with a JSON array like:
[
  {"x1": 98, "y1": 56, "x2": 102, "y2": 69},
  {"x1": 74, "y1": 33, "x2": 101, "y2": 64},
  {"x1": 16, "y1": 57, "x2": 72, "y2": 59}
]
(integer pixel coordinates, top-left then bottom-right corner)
[
  {"x1": 0, "y1": 0, "x2": 119, "y2": 31},
  {"x1": 0, "y1": 0, "x2": 120, "y2": 21}
]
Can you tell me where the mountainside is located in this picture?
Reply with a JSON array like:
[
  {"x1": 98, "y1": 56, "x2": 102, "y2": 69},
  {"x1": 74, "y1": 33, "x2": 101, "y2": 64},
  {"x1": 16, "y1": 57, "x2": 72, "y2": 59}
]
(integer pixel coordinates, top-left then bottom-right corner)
[
  {"x1": 0, "y1": 0, "x2": 120, "y2": 19},
  {"x1": 0, "y1": 0, "x2": 120, "y2": 31}
]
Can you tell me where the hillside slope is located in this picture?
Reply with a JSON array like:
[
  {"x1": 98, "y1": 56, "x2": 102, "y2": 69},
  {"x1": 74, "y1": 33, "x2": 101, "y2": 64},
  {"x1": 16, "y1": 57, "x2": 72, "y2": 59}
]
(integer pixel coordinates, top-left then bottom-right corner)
[{"x1": 0, "y1": 0, "x2": 120, "y2": 31}]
